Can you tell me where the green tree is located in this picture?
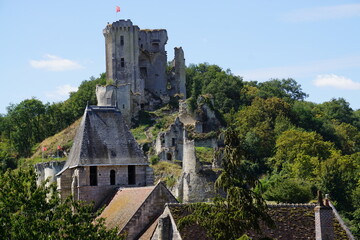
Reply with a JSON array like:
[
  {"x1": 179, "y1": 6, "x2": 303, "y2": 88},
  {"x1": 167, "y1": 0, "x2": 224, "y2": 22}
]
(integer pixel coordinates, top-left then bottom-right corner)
[
  {"x1": 273, "y1": 129, "x2": 335, "y2": 179},
  {"x1": 234, "y1": 97, "x2": 292, "y2": 163},
  {"x1": 6, "y1": 98, "x2": 47, "y2": 157},
  {"x1": 257, "y1": 78, "x2": 308, "y2": 103},
  {"x1": 179, "y1": 128, "x2": 274, "y2": 240},
  {"x1": 317, "y1": 98, "x2": 354, "y2": 124},
  {"x1": 263, "y1": 177, "x2": 313, "y2": 203},
  {"x1": 186, "y1": 63, "x2": 244, "y2": 113},
  {"x1": 0, "y1": 167, "x2": 124, "y2": 239}
]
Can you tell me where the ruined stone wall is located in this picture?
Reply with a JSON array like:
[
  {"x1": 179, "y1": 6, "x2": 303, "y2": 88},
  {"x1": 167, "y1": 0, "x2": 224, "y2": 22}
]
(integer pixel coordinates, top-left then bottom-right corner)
[
  {"x1": 155, "y1": 118, "x2": 184, "y2": 161},
  {"x1": 139, "y1": 30, "x2": 168, "y2": 97},
  {"x1": 35, "y1": 161, "x2": 65, "y2": 186},
  {"x1": 96, "y1": 85, "x2": 116, "y2": 106}
]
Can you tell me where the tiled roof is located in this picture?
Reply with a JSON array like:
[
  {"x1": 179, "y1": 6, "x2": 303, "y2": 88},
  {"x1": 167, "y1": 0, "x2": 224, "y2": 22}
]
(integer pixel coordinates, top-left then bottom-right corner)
[
  {"x1": 98, "y1": 186, "x2": 155, "y2": 231},
  {"x1": 166, "y1": 203, "x2": 351, "y2": 240},
  {"x1": 58, "y1": 106, "x2": 147, "y2": 175},
  {"x1": 138, "y1": 217, "x2": 159, "y2": 240}
]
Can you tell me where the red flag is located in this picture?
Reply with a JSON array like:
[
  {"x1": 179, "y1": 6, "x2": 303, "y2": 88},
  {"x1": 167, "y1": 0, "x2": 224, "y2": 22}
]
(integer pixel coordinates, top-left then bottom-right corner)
[
  {"x1": 42, "y1": 147, "x2": 47, "y2": 151},
  {"x1": 57, "y1": 145, "x2": 61, "y2": 150},
  {"x1": 116, "y1": 6, "x2": 120, "y2": 12}
]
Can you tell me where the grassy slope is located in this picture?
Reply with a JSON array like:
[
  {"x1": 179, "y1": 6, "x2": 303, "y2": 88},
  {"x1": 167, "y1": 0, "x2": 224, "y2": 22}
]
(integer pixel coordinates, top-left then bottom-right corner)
[{"x1": 22, "y1": 118, "x2": 81, "y2": 166}]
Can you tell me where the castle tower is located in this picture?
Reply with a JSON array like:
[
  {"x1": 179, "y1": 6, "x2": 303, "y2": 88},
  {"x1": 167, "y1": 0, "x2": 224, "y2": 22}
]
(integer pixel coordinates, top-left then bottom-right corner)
[{"x1": 103, "y1": 20, "x2": 143, "y2": 95}]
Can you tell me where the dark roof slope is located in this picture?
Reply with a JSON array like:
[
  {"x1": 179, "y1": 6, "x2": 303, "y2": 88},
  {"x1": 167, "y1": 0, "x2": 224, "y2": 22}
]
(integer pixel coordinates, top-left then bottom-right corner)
[
  {"x1": 58, "y1": 106, "x2": 147, "y2": 175},
  {"x1": 167, "y1": 203, "x2": 351, "y2": 240}
]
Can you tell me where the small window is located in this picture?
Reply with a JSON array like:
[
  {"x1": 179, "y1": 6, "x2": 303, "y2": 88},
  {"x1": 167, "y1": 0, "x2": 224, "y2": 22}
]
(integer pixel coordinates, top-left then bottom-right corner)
[
  {"x1": 110, "y1": 170, "x2": 116, "y2": 185},
  {"x1": 128, "y1": 166, "x2": 136, "y2": 185},
  {"x1": 121, "y1": 58, "x2": 125, "y2": 67},
  {"x1": 122, "y1": 104, "x2": 125, "y2": 109},
  {"x1": 90, "y1": 166, "x2": 97, "y2": 186},
  {"x1": 120, "y1": 36, "x2": 124, "y2": 45},
  {"x1": 172, "y1": 138, "x2": 176, "y2": 146}
]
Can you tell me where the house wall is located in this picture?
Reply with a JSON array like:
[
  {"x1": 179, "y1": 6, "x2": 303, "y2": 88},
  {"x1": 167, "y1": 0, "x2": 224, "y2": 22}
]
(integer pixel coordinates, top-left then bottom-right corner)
[{"x1": 59, "y1": 165, "x2": 150, "y2": 208}]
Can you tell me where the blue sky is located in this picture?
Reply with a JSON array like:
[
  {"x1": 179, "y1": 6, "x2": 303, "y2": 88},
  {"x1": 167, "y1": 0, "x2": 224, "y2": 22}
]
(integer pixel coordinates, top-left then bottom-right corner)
[{"x1": 1, "y1": 0, "x2": 360, "y2": 114}]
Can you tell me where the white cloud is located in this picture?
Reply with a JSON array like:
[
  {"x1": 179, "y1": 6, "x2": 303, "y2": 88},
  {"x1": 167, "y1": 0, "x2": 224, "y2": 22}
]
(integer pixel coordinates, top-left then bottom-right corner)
[
  {"x1": 45, "y1": 85, "x2": 78, "y2": 100},
  {"x1": 314, "y1": 74, "x2": 360, "y2": 90},
  {"x1": 240, "y1": 56, "x2": 360, "y2": 81},
  {"x1": 284, "y1": 4, "x2": 360, "y2": 22},
  {"x1": 30, "y1": 54, "x2": 83, "y2": 71}
]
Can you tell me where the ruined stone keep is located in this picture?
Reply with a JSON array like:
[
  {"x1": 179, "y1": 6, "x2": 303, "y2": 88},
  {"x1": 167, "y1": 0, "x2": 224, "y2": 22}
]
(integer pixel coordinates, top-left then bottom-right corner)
[{"x1": 96, "y1": 19, "x2": 186, "y2": 124}]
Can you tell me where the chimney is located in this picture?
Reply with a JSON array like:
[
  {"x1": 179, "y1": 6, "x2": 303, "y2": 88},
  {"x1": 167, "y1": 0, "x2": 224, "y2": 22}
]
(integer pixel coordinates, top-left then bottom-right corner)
[{"x1": 315, "y1": 191, "x2": 334, "y2": 240}]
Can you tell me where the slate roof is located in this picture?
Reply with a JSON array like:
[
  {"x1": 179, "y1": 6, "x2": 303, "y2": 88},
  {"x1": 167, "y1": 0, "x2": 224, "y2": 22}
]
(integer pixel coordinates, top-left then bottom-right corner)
[
  {"x1": 58, "y1": 106, "x2": 147, "y2": 175},
  {"x1": 166, "y1": 203, "x2": 351, "y2": 240}
]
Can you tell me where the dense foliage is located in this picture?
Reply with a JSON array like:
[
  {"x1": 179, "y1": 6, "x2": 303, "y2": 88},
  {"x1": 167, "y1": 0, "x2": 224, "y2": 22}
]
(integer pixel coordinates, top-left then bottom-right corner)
[
  {"x1": 179, "y1": 129, "x2": 274, "y2": 240},
  {"x1": 1, "y1": 62, "x2": 360, "y2": 237},
  {"x1": 0, "y1": 167, "x2": 123, "y2": 239},
  {"x1": 187, "y1": 63, "x2": 360, "y2": 237}
]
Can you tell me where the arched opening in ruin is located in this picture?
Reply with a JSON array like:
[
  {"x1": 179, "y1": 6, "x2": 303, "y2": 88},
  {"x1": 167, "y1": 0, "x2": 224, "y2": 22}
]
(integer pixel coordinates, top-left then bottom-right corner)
[
  {"x1": 110, "y1": 170, "x2": 116, "y2": 185},
  {"x1": 167, "y1": 152, "x2": 172, "y2": 161}
]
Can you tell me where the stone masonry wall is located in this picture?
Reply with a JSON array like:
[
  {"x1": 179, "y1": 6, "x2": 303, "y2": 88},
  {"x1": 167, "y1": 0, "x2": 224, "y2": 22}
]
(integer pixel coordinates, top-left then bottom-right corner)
[
  {"x1": 123, "y1": 183, "x2": 178, "y2": 240},
  {"x1": 35, "y1": 161, "x2": 65, "y2": 186}
]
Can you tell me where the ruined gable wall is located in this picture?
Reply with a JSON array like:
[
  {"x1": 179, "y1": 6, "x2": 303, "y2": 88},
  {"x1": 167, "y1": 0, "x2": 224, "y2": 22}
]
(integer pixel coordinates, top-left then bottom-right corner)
[{"x1": 139, "y1": 30, "x2": 168, "y2": 97}]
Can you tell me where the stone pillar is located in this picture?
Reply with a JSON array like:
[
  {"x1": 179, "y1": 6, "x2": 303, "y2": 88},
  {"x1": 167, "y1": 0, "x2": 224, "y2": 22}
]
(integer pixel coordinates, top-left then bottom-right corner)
[{"x1": 174, "y1": 47, "x2": 186, "y2": 99}]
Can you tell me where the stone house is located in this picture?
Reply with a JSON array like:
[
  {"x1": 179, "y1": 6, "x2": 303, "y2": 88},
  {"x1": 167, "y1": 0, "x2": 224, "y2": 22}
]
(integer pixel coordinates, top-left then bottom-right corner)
[
  {"x1": 98, "y1": 181, "x2": 178, "y2": 240},
  {"x1": 56, "y1": 105, "x2": 153, "y2": 209}
]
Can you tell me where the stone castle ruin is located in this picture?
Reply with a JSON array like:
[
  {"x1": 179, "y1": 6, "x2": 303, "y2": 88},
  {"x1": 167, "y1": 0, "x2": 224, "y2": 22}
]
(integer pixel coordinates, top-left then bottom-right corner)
[
  {"x1": 96, "y1": 19, "x2": 186, "y2": 124},
  {"x1": 33, "y1": 19, "x2": 355, "y2": 239}
]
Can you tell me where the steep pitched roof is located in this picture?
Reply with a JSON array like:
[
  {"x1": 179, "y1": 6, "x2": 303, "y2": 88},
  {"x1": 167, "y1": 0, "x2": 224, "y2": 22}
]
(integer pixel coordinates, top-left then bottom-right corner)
[
  {"x1": 58, "y1": 106, "x2": 147, "y2": 175},
  {"x1": 165, "y1": 203, "x2": 351, "y2": 240},
  {"x1": 100, "y1": 185, "x2": 155, "y2": 231}
]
